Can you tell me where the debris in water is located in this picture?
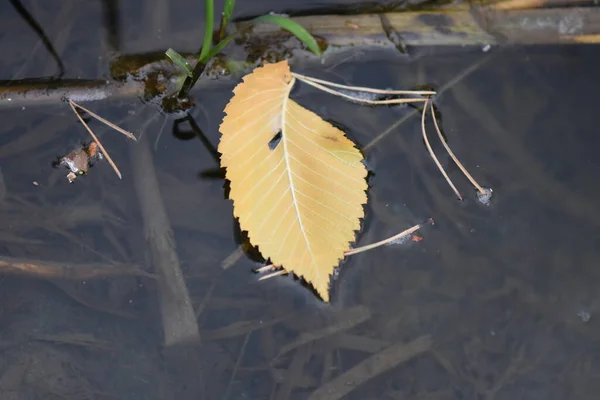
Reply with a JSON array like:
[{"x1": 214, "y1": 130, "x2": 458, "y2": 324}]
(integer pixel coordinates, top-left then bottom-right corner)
[
  {"x1": 56, "y1": 141, "x2": 103, "y2": 183},
  {"x1": 411, "y1": 235, "x2": 423, "y2": 242},
  {"x1": 576, "y1": 310, "x2": 591, "y2": 323},
  {"x1": 476, "y1": 187, "x2": 493, "y2": 206}
]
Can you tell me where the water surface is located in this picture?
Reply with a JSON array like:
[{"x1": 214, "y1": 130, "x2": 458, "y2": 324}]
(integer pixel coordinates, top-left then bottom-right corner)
[{"x1": 1, "y1": 1, "x2": 599, "y2": 399}]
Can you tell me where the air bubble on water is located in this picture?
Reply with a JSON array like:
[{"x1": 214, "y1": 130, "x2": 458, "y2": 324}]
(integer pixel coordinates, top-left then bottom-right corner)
[
  {"x1": 476, "y1": 187, "x2": 493, "y2": 206},
  {"x1": 576, "y1": 310, "x2": 591, "y2": 323}
]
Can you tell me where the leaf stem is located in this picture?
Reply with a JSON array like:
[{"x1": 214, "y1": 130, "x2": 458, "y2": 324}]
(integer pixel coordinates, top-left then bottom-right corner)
[{"x1": 344, "y1": 223, "x2": 422, "y2": 256}]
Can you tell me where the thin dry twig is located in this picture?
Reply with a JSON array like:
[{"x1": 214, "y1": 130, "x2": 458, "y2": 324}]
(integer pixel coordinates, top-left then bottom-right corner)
[
  {"x1": 344, "y1": 223, "x2": 422, "y2": 256},
  {"x1": 69, "y1": 99, "x2": 137, "y2": 140},
  {"x1": 69, "y1": 100, "x2": 122, "y2": 179},
  {"x1": 257, "y1": 221, "x2": 431, "y2": 279},
  {"x1": 294, "y1": 75, "x2": 429, "y2": 105},
  {"x1": 430, "y1": 101, "x2": 486, "y2": 195},
  {"x1": 0, "y1": 256, "x2": 153, "y2": 279},
  {"x1": 292, "y1": 72, "x2": 436, "y2": 96},
  {"x1": 421, "y1": 98, "x2": 463, "y2": 200}
]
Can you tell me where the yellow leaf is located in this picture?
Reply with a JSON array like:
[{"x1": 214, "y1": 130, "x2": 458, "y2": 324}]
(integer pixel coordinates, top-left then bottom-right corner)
[{"x1": 218, "y1": 61, "x2": 368, "y2": 302}]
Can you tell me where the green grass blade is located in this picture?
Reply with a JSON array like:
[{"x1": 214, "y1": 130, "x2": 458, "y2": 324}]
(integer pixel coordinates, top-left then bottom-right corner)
[
  {"x1": 202, "y1": 32, "x2": 237, "y2": 62},
  {"x1": 218, "y1": 0, "x2": 236, "y2": 42},
  {"x1": 223, "y1": 0, "x2": 235, "y2": 21},
  {"x1": 198, "y1": 0, "x2": 215, "y2": 62},
  {"x1": 252, "y1": 14, "x2": 322, "y2": 56},
  {"x1": 165, "y1": 48, "x2": 193, "y2": 77}
]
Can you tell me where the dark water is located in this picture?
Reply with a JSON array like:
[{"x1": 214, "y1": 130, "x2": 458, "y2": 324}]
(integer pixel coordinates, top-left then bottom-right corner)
[{"x1": 1, "y1": 1, "x2": 600, "y2": 399}]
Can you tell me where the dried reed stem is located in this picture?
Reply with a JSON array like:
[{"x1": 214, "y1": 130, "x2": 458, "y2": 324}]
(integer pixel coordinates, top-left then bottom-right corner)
[
  {"x1": 421, "y1": 98, "x2": 462, "y2": 200},
  {"x1": 292, "y1": 72, "x2": 436, "y2": 96},
  {"x1": 294, "y1": 75, "x2": 428, "y2": 105},
  {"x1": 69, "y1": 100, "x2": 137, "y2": 140},
  {"x1": 430, "y1": 101, "x2": 486, "y2": 195}
]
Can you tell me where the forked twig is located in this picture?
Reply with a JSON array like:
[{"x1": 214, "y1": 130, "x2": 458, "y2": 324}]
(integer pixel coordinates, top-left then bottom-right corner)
[
  {"x1": 69, "y1": 100, "x2": 137, "y2": 140},
  {"x1": 430, "y1": 101, "x2": 486, "y2": 195},
  {"x1": 293, "y1": 75, "x2": 429, "y2": 105},
  {"x1": 68, "y1": 100, "x2": 122, "y2": 179},
  {"x1": 421, "y1": 98, "x2": 462, "y2": 200}
]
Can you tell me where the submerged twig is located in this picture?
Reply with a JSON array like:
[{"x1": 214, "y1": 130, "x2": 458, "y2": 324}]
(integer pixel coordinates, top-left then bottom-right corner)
[
  {"x1": 274, "y1": 305, "x2": 371, "y2": 363},
  {"x1": 430, "y1": 101, "x2": 486, "y2": 195},
  {"x1": 308, "y1": 335, "x2": 432, "y2": 400},
  {"x1": 421, "y1": 98, "x2": 463, "y2": 200},
  {"x1": 130, "y1": 126, "x2": 200, "y2": 346},
  {"x1": 68, "y1": 100, "x2": 122, "y2": 179},
  {"x1": 364, "y1": 55, "x2": 492, "y2": 151}
]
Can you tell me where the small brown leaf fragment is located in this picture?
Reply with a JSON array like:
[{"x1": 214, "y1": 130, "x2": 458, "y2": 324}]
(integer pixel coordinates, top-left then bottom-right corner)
[{"x1": 411, "y1": 235, "x2": 423, "y2": 242}]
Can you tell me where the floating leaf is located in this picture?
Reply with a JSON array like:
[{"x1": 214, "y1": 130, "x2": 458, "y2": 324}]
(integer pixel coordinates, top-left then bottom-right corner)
[{"x1": 218, "y1": 61, "x2": 367, "y2": 301}]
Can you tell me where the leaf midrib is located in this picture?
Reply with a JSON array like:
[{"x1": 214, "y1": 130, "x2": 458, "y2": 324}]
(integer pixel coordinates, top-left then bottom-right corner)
[{"x1": 280, "y1": 77, "x2": 318, "y2": 272}]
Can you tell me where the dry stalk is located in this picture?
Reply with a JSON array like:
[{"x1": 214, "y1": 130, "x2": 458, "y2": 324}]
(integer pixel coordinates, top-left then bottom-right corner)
[
  {"x1": 420, "y1": 98, "x2": 463, "y2": 200},
  {"x1": 293, "y1": 74, "x2": 430, "y2": 105},
  {"x1": 429, "y1": 100, "x2": 486, "y2": 195}
]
